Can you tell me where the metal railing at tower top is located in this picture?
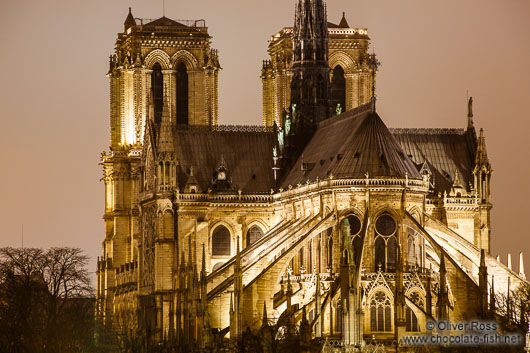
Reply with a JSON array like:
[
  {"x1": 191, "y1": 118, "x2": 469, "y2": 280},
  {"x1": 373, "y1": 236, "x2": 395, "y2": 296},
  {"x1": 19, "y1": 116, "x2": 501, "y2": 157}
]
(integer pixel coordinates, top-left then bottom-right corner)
[{"x1": 133, "y1": 18, "x2": 206, "y2": 28}]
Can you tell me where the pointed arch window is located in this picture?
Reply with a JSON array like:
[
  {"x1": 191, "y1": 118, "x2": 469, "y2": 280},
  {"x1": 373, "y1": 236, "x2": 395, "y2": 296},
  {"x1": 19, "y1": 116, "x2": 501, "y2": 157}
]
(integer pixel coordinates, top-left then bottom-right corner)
[
  {"x1": 175, "y1": 62, "x2": 188, "y2": 125},
  {"x1": 246, "y1": 225, "x2": 264, "y2": 247},
  {"x1": 212, "y1": 225, "x2": 231, "y2": 256},
  {"x1": 374, "y1": 214, "x2": 397, "y2": 272},
  {"x1": 151, "y1": 62, "x2": 163, "y2": 124},
  {"x1": 407, "y1": 231, "x2": 423, "y2": 269},
  {"x1": 406, "y1": 291, "x2": 423, "y2": 332},
  {"x1": 370, "y1": 291, "x2": 392, "y2": 332},
  {"x1": 405, "y1": 306, "x2": 418, "y2": 332}
]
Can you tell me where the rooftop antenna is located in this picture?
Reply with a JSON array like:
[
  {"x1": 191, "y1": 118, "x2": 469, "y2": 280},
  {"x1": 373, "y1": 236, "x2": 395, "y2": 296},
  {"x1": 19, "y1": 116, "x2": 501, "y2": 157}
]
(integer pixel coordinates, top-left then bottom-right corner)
[{"x1": 163, "y1": 0, "x2": 166, "y2": 17}]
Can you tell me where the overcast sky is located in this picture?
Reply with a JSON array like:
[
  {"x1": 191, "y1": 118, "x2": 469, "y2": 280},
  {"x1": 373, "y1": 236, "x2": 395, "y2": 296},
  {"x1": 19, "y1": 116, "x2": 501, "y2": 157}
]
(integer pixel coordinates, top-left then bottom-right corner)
[{"x1": 1, "y1": 0, "x2": 529, "y2": 280}]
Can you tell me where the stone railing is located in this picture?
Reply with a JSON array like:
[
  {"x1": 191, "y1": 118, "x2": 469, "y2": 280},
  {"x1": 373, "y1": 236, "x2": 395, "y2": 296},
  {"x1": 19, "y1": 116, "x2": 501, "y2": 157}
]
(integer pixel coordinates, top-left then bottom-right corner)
[{"x1": 275, "y1": 177, "x2": 428, "y2": 201}]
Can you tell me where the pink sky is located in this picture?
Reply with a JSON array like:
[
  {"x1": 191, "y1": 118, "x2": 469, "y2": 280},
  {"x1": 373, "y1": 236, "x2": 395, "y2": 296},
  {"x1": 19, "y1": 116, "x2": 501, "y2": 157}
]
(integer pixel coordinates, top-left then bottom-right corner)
[{"x1": 1, "y1": 0, "x2": 529, "y2": 280}]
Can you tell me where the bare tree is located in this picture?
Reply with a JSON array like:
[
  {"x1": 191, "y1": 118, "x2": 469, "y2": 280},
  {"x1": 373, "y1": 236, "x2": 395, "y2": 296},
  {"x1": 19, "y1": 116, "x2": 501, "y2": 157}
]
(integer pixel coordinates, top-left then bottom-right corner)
[{"x1": 0, "y1": 247, "x2": 95, "y2": 353}]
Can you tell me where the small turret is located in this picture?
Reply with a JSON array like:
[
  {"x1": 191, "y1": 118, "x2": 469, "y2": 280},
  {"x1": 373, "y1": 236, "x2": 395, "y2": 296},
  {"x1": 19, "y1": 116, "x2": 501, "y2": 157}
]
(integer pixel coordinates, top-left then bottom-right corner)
[
  {"x1": 124, "y1": 7, "x2": 136, "y2": 31},
  {"x1": 473, "y1": 128, "x2": 492, "y2": 202},
  {"x1": 338, "y1": 12, "x2": 349, "y2": 28}
]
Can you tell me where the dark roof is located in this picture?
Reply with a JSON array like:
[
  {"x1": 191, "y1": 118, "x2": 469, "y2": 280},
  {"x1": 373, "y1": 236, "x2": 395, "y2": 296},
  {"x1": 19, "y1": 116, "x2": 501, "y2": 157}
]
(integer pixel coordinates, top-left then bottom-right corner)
[
  {"x1": 144, "y1": 16, "x2": 188, "y2": 27},
  {"x1": 124, "y1": 8, "x2": 136, "y2": 30},
  {"x1": 391, "y1": 128, "x2": 476, "y2": 193},
  {"x1": 173, "y1": 127, "x2": 276, "y2": 193},
  {"x1": 282, "y1": 105, "x2": 421, "y2": 187},
  {"x1": 327, "y1": 14, "x2": 351, "y2": 29}
]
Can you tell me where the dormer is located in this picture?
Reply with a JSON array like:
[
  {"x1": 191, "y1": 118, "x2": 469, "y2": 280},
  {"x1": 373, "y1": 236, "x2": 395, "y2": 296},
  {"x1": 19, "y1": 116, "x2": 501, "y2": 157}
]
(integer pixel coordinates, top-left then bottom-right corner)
[
  {"x1": 184, "y1": 166, "x2": 201, "y2": 194},
  {"x1": 420, "y1": 161, "x2": 434, "y2": 190},
  {"x1": 211, "y1": 155, "x2": 233, "y2": 192},
  {"x1": 449, "y1": 169, "x2": 467, "y2": 197}
]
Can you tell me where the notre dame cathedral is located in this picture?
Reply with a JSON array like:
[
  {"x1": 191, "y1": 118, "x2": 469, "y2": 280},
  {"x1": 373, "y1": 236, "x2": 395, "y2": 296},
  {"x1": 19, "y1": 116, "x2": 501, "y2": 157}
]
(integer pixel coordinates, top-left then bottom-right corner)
[{"x1": 96, "y1": 1, "x2": 530, "y2": 352}]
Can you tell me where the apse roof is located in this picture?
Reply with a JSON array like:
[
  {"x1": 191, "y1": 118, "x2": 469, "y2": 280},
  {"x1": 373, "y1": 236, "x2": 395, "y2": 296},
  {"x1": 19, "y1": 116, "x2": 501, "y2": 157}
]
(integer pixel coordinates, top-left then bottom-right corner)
[{"x1": 281, "y1": 104, "x2": 422, "y2": 187}]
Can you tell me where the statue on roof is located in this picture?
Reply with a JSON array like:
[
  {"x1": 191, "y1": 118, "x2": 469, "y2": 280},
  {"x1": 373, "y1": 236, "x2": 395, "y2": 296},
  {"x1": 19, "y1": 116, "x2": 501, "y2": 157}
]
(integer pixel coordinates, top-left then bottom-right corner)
[
  {"x1": 285, "y1": 115, "x2": 291, "y2": 135},
  {"x1": 336, "y1": 104, "x2": 342, "y2": 115},
  {"x1": 278, "y1": 129, "x2": 284, "y2": 147}
]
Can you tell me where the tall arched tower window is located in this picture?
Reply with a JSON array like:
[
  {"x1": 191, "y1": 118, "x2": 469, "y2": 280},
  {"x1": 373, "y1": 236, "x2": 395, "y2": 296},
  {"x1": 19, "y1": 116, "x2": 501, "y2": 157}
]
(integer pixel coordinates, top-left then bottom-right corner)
[
  {"x1": 330, "y1": 65, "x2": 346, "y2": 111},
  {"x1": 175, "y1": 62, "x2": 188, "y2": 125},
  {"x1": 151, "y1": 62, "x2": 163, "y2": 124},
  {"x1": 246, "y1": 225, "x2": 264, "y2": 247},
  {"x1": 212, "y1": 225, "x2": 231, "y2": 256},
  {"x1": 374, "y1": 213, "x2": 397, "y2": 272}
]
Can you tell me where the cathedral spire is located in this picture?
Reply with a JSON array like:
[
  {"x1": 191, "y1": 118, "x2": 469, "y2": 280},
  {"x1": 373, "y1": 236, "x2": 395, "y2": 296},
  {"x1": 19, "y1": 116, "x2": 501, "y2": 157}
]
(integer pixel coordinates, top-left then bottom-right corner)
[{"x1": 290, "y1": 0, "x2": 330, "y2": 140}]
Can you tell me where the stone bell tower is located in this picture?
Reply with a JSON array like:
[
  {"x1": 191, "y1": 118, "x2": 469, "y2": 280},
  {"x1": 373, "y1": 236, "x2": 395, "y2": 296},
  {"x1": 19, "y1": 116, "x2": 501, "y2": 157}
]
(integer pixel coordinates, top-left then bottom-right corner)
[
  {"x1": 97, "y1": 8, "x2": 221, "y2": 321},
  {"x1": 108, "y1": 7, "x2": 221, "y2": 149}
]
